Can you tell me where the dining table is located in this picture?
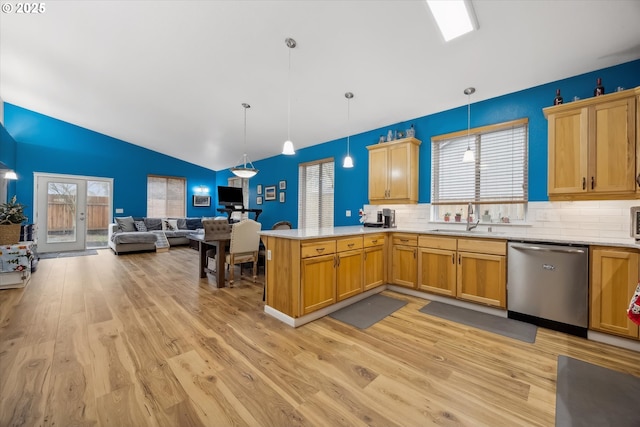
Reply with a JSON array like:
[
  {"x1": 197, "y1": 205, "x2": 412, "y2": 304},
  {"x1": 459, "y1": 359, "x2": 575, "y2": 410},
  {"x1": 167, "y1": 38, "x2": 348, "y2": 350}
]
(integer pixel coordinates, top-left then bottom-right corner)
[{"x1": 188, "y1": 233, "x2": 230, "y2": 287}]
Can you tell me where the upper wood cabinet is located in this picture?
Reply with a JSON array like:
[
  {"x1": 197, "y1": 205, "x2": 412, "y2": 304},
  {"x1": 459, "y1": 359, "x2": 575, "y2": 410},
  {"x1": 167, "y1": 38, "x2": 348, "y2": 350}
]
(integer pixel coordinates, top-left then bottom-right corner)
[
  {"x1": 367, "y1": 137, "x2": 421, "y2": 204},
  {"x1": 544, "y1": 88, "x2": 639, "y2": 200}
]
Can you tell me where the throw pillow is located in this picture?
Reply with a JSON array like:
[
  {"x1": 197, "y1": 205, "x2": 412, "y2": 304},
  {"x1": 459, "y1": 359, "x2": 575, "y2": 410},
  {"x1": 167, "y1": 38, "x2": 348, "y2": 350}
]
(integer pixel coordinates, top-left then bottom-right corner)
[
  {"x1": 162, "y1": 219, "x2": 179, "y2": 231},
  {"x1": 185, "y1": 217, "x2": 202, "y2": 230},
  {"x1": 175, "y1": 218, "x2": 188, "y2": 230},
  {"x1": 134, "y1": 220, "x2": 147, "y2": 232},
  {"x1": 115, "y1": 216, "x2": 136, "y2": 232},
  {"x1": 144, "y1": 218, "x2": 162, "y2": 231}
]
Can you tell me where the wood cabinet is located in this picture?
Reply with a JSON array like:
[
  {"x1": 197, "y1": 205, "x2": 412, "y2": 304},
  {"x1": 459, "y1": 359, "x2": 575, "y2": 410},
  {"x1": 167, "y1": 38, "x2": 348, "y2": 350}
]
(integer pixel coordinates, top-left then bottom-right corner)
[
  {"x1": 336, "y1": 236, "x2": 364, "y2": 301},
  {"x1": 544, "y1": 88, "x2": 638, "y2": 200},
  {"x1": 367, "y1": 137, "x2": 421, "y2": 204},
  {"x1": 363, "y1": 233, "x2": 386, "y2": 291},
  {"x1": 590, "y1": 246, "x2": 639, "y2": 339},
  {"x1": 301, "y1": 239, "x2": 336, "y2": 315},
  {"x1": 417, "y1": 236, "x2": 507, "y2": 308},
  {"x1": 390, "y1": 233, "x2": 418, "y2": 288}
]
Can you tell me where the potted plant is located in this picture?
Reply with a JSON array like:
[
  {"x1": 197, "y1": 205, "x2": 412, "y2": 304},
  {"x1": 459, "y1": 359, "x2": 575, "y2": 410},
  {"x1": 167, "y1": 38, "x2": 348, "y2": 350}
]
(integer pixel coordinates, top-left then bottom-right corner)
[
  {"x1": 444, "y1": 212, "x2": 451, "y2": 222},
  {"x1": 454, "y1": 212, "x2": 462, "y2": 222},
  {"x1": 0, "y1": 196, "x2": 28, "y2": 245}
]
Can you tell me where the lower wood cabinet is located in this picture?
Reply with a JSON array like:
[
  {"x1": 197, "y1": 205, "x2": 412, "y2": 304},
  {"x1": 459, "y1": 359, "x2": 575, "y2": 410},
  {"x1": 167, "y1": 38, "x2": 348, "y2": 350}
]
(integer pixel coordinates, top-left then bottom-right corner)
[
  {"x1": 417, "y1": 236, "x2": 506, "y2": 308},
  {"x1": 390, "y1": 233, "x2": 418, "y2": 288},
  {"x1": 336, "y1": 236, "x2": 364, "y2": 301},
  {"x1": 590, "y1": 246, "x2": 640, "y2": 339},
  {"x1": 363, "y1": 233, "x2": 385, "y2": 291},
  {"x1": 301, "y1": 239, "x2": 337, "y2": 315}
]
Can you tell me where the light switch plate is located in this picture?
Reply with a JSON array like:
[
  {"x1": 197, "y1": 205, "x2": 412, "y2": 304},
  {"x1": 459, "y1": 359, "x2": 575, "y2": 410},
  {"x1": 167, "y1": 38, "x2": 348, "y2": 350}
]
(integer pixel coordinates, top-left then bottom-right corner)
[
  {"x1": 115, "y1": 208, "x2": 124, "y2": 214},
  {"x1": 267, "y1": 250, "x2": 271, "y2": 260},
  {"x1": 346, "y1": 210, "x2": 351, "y2": 217}
]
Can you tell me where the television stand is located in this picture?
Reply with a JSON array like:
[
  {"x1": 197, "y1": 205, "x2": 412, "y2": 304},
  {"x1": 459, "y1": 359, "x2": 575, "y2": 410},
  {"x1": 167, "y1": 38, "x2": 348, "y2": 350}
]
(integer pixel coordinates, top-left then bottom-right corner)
[{"x1": 217, "y1": 207, "x2": 262, "y2": 223}]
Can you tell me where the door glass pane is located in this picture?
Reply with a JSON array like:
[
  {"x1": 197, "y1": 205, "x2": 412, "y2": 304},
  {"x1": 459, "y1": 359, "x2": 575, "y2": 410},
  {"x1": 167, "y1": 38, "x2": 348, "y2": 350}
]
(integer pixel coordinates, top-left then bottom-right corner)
[
  {"x1": 87, "y1": 180, "x2": 111, "y2": 248},
  {"x1": 47, "y1": 182, "x2": 77, "y2": 243}
]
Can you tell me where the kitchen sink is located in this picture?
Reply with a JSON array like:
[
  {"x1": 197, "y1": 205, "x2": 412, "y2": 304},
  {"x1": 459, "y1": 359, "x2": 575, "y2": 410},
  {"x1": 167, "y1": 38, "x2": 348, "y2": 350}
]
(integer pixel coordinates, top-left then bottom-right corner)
[{"x1": 428, "y1": 229, "x2": 505, "y2": 236}]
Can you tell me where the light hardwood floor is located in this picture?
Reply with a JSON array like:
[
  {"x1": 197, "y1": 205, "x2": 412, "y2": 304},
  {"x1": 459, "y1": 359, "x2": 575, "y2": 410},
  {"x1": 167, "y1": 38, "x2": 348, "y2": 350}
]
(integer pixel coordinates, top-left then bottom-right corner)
[{"x1": 1, "y1": 247, "x2": 640, "y2": 426}]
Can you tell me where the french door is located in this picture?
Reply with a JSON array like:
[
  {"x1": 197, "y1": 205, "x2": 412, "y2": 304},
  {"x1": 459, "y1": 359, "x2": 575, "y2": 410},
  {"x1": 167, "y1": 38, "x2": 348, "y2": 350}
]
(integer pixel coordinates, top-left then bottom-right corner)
[{"x1": 35, "y1": 173, "x2": 113, "y2": 253}]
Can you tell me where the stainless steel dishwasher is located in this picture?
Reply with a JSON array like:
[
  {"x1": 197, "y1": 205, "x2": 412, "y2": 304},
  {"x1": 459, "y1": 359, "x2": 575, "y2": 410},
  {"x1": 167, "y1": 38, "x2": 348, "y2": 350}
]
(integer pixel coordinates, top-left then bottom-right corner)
[{"x1": 507, "y1": 241, "x2": 589, "y2": 337}]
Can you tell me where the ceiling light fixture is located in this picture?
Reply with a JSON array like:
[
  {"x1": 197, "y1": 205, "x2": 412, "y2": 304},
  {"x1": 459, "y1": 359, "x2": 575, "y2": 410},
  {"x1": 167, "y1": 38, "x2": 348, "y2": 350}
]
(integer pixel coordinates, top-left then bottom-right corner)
[
  {"x1": 343, "y1": 92, "x2": 354, "y2": 168},
  {"x1": 463, "y1": 87, "x2": 475, "y2": 163},
  {"x1": 4, "y1": 171, "x2": 18, "y2": 180},
  {"x1": 282, "y1": 37, "x2": 296, "y2": 155},
  {"x1": 426, "y1": 0, "x2": 478, "y2": 42},
  {"x1": 230, "y1": 103, "x2": 259, "y2": 179}
]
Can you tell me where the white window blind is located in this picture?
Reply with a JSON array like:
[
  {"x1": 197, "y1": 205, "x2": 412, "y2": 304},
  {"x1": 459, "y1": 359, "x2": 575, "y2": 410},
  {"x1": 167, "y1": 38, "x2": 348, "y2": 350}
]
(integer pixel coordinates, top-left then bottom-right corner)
[
  {"x1": 432, "y1": 119, "x2": 528, "y2": 204},
  {"x1": 147, "y1": 175, "x2": 186, "y2": 217},
  {"x1": 298, "y1": 158, "x2": 334, "y2": 229}
]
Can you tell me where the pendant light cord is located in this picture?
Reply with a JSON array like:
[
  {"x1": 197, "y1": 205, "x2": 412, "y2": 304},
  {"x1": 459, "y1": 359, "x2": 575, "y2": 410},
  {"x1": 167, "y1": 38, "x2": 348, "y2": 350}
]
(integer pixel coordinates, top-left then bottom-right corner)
[
  {"x1": 287, "y1": 45, "x2": 291, "y2": 142},
  {"x1": 347, "y1": 96, "x2": 351, "y2": 155}
]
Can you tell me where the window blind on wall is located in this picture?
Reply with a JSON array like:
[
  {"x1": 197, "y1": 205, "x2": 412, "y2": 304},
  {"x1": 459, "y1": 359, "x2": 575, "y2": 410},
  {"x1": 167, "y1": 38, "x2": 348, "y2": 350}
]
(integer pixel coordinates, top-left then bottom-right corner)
[
  {"x1": 298, "y1": 158, "x2": 334, "y2": 229},
  {"x1": 431, "y1": 119, "x2": 528, "y2": 204},
  {"x1": 147, "y1": 175, "x2": 186, "y2": 217}
]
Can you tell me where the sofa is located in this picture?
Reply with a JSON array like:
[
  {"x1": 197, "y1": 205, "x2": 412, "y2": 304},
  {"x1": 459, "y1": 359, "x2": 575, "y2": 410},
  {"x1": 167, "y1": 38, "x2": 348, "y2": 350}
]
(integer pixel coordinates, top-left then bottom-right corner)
[{"x1": 108, "y1": 216, "x2": 204, "y2": 254}]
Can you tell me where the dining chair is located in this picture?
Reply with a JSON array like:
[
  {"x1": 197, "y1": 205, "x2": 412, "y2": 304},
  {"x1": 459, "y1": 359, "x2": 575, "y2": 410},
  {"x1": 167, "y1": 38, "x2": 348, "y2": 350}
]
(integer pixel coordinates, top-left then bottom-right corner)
[{"x1": 213, "y1": 219, "x2": 262, "y2": 285}]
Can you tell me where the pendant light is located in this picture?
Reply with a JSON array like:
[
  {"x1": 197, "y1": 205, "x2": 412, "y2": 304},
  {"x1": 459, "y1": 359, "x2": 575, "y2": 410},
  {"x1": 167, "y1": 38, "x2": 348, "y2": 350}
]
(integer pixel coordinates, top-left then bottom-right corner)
[
  {"x1": 230, "y1": 103, "x2": 259, "y2": 178},
  {"x1": 462, "y1": 87, "x2": 475, "y2": 163},
  {"x1": 343, "y1": 92, "x2": 354, "y2": 168},
  {"x1": 282, "y1": 37, "x2": 296, "y2": 155}
]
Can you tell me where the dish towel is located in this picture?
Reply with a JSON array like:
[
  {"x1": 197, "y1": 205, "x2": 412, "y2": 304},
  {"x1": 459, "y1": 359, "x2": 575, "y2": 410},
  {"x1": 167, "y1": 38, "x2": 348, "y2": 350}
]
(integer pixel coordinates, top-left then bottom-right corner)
[{"x1": 627, "y1": 282, "x2": 640, "y2": 326}]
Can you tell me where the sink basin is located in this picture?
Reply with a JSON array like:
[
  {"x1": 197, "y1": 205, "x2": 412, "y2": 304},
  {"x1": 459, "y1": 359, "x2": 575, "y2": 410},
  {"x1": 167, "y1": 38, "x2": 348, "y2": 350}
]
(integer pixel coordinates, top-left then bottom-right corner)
[{"x1": 428, "y1": 229, "x2": 504, "y2": 236}]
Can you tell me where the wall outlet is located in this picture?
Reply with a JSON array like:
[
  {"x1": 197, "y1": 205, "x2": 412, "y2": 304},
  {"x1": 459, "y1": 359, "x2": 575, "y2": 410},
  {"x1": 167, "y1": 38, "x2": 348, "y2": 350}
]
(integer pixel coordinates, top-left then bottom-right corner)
[
  {"x1": 346, "y1": 210, "x2": 351, "y2": 217},
  {"x1": 115, "y1": 208, "x2": 124, "y2": 214},
  {"x1": 267, "y1": 250, "x2": 271, "y2": 261}
]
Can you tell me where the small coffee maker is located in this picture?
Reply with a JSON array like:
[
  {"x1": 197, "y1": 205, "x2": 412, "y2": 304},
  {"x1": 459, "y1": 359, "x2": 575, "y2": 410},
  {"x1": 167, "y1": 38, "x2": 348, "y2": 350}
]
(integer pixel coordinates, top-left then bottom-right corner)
[{"x1": 382, "y1": 208, "x2": 396, "y2": 228}]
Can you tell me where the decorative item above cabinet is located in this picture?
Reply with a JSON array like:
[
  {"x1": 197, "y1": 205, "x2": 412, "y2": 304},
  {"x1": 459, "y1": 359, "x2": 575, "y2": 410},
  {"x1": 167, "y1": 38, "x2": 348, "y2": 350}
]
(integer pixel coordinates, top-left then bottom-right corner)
[
  {"x1": 543, "y1": 87, "x2": 639, "y2": 201},
  {"x1": 367, "y1": 137, "x2": 421, "y2": 205}
]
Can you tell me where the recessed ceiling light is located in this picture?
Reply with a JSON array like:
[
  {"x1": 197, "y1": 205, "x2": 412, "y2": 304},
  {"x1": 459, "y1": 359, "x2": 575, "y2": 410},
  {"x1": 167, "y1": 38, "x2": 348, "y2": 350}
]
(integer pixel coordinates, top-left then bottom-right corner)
[{"x1": 426, "y1": 0, "x2": 478, "y2": 42}]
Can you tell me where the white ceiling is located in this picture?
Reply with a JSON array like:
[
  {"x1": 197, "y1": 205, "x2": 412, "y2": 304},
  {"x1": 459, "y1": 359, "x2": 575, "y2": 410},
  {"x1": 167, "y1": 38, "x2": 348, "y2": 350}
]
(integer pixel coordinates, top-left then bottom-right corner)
[{"x1": 1, "y1": 1, "x2": 640, "y2": 172}]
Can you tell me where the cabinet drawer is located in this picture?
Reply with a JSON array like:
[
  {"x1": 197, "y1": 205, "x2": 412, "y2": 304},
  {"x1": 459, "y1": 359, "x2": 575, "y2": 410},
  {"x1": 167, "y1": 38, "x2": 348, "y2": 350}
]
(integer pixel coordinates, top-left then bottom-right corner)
[
  {"x1": 458, "y1": 238, "x2": 506, "y2": 256},
  {"x1": 337, "y1": 236, "x2": 363, "y2": 252},
  {"x1": 392, "y1": 233, "x2": 418, "y2": 246},
  {"x1": 418, "y1": 235, "x2": 457, "y2": 250},
  {"x1": 301, "y1": 240, "x2": 336, "y2": 258},
  {"x1": 363, "y1": 233, "x2": 385, "y2": 248}
]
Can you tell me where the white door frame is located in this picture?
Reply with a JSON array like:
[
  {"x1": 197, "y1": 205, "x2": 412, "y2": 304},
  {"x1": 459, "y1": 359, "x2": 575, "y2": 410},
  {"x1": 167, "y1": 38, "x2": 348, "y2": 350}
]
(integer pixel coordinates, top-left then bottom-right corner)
[{"x1": 34, "y1": 172, "x2": 113, "y2": 253}]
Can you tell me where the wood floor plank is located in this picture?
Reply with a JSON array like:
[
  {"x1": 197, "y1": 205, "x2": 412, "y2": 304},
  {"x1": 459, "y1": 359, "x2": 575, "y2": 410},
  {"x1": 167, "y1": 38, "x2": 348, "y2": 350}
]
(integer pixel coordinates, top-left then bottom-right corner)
[{"x1": 2, "y1": 247, "x2": 640, "y2": 427}]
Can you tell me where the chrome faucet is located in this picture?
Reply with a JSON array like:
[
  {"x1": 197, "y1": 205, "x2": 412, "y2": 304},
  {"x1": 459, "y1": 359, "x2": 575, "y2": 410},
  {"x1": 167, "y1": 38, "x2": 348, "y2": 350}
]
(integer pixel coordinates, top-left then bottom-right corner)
[{"x1": 467, "y1": 203, "x2": 479, "y2": 231}]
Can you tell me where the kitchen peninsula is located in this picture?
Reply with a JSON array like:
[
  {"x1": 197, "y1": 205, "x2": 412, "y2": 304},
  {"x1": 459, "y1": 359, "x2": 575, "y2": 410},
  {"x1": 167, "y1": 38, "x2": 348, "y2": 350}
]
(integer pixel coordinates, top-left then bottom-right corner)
[{"x1": 260, "y1": 225, "x2": 510, "y2": 328}]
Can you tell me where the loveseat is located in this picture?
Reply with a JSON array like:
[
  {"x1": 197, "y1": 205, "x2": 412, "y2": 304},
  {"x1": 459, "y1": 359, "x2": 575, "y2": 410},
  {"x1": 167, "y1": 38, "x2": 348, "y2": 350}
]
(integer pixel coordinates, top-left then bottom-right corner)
[{"x1": 108, "y1": 216, "x2": 204, "y2": 254}]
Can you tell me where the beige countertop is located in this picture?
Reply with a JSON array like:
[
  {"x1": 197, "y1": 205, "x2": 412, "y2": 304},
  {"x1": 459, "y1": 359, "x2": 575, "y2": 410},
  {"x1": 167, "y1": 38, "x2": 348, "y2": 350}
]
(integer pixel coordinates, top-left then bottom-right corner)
[{"x1": 259, "y1": 225, "x2": 640, "y2": 249}]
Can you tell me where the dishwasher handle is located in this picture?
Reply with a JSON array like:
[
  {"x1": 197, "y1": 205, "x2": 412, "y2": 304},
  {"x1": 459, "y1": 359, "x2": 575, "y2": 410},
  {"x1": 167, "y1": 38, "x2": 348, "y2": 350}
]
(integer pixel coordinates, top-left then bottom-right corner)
[{"x1": 509, "y1": 244, "x2": 586, "y2": 255}]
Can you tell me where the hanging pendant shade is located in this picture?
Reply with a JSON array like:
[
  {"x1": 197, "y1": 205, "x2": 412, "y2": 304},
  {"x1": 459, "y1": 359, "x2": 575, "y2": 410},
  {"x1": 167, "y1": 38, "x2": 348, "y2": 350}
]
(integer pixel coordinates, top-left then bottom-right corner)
[
  {"x1": 230, "y1": 103, "x2": 258, "y2": 178},
  {"x1": 343, "y1": 92, "x2": 354, "y2": 168},
  {"x1": 282, "y1": 38, "x2": 296, "y2": 155},
  {"x1": 463, "y1": 87, "x2": 475, "y2": 163}
]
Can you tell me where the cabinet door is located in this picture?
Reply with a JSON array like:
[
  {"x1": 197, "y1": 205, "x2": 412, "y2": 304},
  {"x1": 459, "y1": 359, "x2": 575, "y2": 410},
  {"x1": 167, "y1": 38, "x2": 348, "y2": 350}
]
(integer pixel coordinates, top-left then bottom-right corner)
[
  {"x1": 336, "y1": 249, "x2": 363, "y2": 301},
  {"x1": 301, "y1": 254, "x2": 336, "y2": 315},
  {"x1": 590, "y1": 248, "x2": 639, "y2": 338},
  {"x1": 363, "y1": 245, "x2": 385, "y2": 291},
  {"x1": 391, "y1": 245, "x2": 417, "y2": 288},
  {"x1": 457, "y1": 252, "x2": 506, "y2": 308},
  {"x1": 368, "y1": 147, "x2": 388, "y2": 202},
  {"x1": 590, "y1": 97, "x2": 636, "y2": 193},
  {"x1": 548, "y1": 108, "x2": 588, "y2": 195},
  {"x1": 418, "y1": 247, "x2": 457, "y2": 297},
  {"x1": 388, "y1": 143, "x2": 411, "y2": 200}
]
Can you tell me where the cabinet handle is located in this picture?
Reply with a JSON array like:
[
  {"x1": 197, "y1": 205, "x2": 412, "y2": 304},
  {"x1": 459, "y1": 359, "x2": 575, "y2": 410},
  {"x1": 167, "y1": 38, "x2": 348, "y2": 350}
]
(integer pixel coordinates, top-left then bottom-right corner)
[
  {"x1": 413, "y1": 249, "x2": 416, "y2": 259},
  {"x1": 316, "y1": 247, "x2": 325, "y2": 253},
  {"x1": 347, "y1": 243, "x2": 354, "y2": 248},
  {"x1": 452, "y1": 254, "x2": 455, "y2": 264},
  {"x1": 591, "y1": 176, "x2": 595, "y2": 189},
  {"x1": 636, "y1": 174, "x2": 640, "y2": 187},
  {"x1": 371, "y1": 239, "x2": 378, "y2": 244},
  {"x1": 400, "y1": 239, "x2": 409, "y2": 243},
  {"x1": 582, "y1": 177, "x2": 586, "y2": 190},
  {"x1": 364, "y1": 252, "x2": 367, "y2": 260},
  {"x1": 458, "y1": 254, "x2": 461, "y2": 264},
  {"x1": 337, "y1": 256, "x2": 341, "y2": 267}
]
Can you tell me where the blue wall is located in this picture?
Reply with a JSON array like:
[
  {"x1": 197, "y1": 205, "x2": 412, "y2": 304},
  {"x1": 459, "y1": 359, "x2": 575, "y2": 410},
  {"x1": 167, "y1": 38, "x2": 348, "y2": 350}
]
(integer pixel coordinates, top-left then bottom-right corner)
[
  {"x1": 221, "y1": 59, "x2": 640, "y2": 228},
  {"x1": 3, "y1": 59, "x2": 640, "y2": 228},
  {"x1": 3, "y1": 105, "x2": 218, "y2": 222},
  {"x1": 0, "y1": 123, "x2": 18, "y2": 197}
]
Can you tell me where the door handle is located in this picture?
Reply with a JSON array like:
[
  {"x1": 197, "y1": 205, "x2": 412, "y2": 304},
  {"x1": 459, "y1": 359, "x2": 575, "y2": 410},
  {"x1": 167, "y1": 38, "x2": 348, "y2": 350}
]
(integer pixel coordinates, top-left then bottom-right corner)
[
  {"x1": 582, "y1": 177, "x2": 586, "y2": 190},
  {"x1": 591, "y1": 176, "x2": 595, "y2": 189}
]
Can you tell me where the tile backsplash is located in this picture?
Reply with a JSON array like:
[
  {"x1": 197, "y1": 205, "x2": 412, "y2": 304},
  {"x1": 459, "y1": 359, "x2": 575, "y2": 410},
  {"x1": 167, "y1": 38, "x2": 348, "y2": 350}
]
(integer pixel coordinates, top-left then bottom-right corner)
[{"x1": 365, "y1": 200, "x2": 640, "y2": 245}]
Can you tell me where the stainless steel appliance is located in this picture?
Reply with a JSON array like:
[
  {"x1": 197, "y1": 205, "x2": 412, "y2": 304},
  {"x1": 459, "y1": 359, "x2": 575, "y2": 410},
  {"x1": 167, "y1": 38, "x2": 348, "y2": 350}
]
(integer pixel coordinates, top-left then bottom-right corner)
[
  {"x1": 507, "y1": 241, "x2": 589, "y2": 337},
  {"x1": 382, "y1": 208, "x2": 396, "y2": 228},
  {"x1": 631, "y1": 206, "x2": 640, "y2": 240}
]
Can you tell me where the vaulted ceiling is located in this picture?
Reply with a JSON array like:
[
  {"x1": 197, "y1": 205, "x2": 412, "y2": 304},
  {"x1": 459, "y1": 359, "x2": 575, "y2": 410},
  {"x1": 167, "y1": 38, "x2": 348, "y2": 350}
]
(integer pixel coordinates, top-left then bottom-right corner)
[{"x1": 2, "y1": 1, "x2": 639, "y2": 171}]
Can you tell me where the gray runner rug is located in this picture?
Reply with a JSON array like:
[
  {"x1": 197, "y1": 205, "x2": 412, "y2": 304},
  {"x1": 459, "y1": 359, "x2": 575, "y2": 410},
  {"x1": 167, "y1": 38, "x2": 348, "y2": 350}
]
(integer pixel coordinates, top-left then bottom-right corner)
[
  {"x1": 329, "y1": 294, "x2": 407, "y2": 329},
  {"x1": 39, "y1": 249, "x2": 99, "y2": 259},
  {"x1": 556, "y1": 355, "x2": 640, "y2": 426},
  {"x1": 419, "y1": 301, "x2": 537, "y2": 343}
]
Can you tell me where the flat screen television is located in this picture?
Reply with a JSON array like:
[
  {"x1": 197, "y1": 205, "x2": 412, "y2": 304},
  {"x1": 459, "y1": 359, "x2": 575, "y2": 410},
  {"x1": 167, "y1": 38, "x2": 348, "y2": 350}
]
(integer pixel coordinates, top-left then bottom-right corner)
[{"x1": 217, "y1": 186, "x2": 243, "y2": 207}]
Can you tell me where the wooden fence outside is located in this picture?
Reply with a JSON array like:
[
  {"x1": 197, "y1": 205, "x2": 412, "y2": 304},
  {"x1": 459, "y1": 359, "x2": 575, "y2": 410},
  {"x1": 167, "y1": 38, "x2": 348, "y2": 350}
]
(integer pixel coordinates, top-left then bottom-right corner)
[{"x1": 47, "y1": 195, "x2": 110, "y2": 232}]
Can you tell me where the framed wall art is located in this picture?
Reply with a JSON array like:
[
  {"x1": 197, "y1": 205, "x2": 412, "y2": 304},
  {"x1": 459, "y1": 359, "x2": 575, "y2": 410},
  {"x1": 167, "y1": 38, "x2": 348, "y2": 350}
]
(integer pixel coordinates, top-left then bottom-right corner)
[
  {"x1": 279, "y1": 180, "x2": 287, "y2": 190},
  {"x1": 264, "y1": 185, "x2": 276, "y2": 201},
  {"x1": 193, "y1": 195, "x2": 211, "y2": 207},
  {"x1": 279, "y1": 192, "x2": 285, "y2": 203},
  {"x1": 257, "y1": 184, "x2": 262, "y2": 195},
  {"x1": 256, "y1": 196, "x2": 263, "y2": 205}
]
